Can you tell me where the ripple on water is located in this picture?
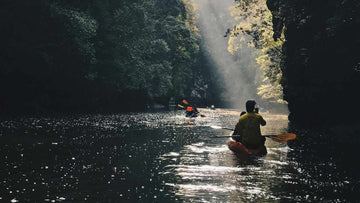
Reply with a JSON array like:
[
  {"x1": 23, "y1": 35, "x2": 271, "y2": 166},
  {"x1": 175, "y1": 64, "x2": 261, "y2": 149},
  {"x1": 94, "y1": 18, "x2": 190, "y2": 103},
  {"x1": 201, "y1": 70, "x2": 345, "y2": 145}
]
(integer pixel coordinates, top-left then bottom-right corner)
[
  {"x1": 2, "y1": 109, "x2": 354, "y2": 202},
  {"x1": 159, "y1": 127, "x2": 295, "y2": 202}
]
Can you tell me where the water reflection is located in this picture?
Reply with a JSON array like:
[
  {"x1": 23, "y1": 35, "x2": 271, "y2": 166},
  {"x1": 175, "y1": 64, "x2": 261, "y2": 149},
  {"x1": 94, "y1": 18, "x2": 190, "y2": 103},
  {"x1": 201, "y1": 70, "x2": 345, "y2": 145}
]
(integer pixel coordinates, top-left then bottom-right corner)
[
  {"x1": 159, "y1": 109, "x2": 294, "y2": 202},
  {"x1": 1, "y1": 109, "x2": 358, "y2": 202}
]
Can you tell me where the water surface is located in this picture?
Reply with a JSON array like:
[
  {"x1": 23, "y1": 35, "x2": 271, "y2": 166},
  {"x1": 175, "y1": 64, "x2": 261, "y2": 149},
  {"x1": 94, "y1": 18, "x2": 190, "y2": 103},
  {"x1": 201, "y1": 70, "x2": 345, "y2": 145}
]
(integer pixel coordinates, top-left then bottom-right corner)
[{"x1": 0, "y1": 109, "x2": 359, "y2": 202}]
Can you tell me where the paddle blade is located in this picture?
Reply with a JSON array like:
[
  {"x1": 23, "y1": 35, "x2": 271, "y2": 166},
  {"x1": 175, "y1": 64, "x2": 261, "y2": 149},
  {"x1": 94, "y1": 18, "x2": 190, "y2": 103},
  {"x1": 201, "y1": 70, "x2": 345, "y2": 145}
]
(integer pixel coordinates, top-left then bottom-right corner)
[
  {"x1": 182, "y1": 99, "x2": 189, "y2": 105},
  {"x1": 270, "y1": 133, "x2": 296, "y2": 143},
  {"x1": 178, "y1": 104, "x2": 185, "y2": 108},
  {"x1": 200, "y1": 114, "x2": 206, "y2": 117}
]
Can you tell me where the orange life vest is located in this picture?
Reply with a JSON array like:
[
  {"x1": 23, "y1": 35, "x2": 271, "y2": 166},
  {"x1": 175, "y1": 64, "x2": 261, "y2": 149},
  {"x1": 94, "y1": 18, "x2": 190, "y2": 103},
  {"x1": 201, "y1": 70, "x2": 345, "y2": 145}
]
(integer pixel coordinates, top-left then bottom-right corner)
[{"x1": 186, "y1": 106, "x2": 193, "y2": 112}]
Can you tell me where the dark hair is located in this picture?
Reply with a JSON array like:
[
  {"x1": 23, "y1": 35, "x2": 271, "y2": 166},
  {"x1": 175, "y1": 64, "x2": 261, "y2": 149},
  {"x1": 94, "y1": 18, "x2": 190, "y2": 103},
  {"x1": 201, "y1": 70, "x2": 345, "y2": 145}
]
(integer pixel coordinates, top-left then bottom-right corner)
[
  {"x1": 246, "y1": 100, "x2": 256, "y2": 112},
  {"x1": 240, "y1": 111, "x2": 246, "y2": 116}
]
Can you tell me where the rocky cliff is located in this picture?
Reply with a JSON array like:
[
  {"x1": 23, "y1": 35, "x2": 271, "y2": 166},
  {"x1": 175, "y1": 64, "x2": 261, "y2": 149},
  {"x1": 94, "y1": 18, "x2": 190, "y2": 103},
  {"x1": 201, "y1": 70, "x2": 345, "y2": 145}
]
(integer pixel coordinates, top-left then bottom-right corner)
[{"x1": 267, "y1": 0, "x2": 360, "y2": 127}]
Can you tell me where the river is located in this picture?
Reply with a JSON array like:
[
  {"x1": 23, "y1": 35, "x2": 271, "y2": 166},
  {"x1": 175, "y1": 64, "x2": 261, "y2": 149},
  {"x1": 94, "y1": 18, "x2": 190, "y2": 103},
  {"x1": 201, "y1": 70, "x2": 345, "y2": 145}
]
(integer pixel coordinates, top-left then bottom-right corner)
[{"x1": 0, "y1": 109, "x2": 359, "y2": 202}]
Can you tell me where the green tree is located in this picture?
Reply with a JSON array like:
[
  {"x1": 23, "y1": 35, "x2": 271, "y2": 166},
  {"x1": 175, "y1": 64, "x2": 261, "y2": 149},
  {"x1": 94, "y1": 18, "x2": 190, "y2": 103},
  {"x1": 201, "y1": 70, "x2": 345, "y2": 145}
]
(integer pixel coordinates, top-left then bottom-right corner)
[{"x1": 229, "y1": 0, "x2": 286, "y2": 104}]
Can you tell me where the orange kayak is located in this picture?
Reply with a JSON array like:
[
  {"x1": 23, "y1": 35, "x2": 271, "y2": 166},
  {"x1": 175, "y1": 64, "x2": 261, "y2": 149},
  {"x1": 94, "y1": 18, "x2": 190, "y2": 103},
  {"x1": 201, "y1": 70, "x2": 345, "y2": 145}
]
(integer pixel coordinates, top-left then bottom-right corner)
[{"x1": 228, "y1": 140, "x2": 267, "y2": 156}]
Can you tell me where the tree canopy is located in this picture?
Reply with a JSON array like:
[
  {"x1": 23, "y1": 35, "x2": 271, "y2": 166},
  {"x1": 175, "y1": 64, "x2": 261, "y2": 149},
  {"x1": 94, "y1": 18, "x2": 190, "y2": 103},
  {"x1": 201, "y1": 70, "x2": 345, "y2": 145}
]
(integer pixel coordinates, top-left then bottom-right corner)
[
  {"x1": 228, "y1": 0, "x2": 286, "y2": 104},
  {"x1": 0, "y1": 0, "x2": 206, "y2": 113}
]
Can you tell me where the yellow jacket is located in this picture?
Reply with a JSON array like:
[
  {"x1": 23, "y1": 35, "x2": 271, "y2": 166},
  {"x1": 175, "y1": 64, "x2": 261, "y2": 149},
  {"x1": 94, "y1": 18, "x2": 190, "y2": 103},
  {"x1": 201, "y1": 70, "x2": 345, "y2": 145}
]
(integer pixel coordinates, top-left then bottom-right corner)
[{"x1": 234, "y1": 112, "x2": 266, "y2": 148}]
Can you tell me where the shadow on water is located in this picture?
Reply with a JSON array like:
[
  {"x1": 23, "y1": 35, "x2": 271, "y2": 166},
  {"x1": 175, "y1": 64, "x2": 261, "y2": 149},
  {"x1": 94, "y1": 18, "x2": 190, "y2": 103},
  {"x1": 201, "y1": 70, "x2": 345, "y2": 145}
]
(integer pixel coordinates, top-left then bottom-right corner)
[
  {"x1": 0, "y1": 109, "x2": 359, "y2": 202},
  {"x1": 284, "y1": 125, "x2": 360, "y2": 202}
]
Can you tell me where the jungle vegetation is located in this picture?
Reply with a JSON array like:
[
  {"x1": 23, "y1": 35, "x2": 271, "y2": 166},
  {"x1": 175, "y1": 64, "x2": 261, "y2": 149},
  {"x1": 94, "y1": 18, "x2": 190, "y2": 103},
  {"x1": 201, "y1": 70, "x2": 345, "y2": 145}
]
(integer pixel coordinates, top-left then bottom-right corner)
[
  {"x1": 228, "y1": 0, "x2": 286, "y2": 104},
  {"x1": 0, "y1": 0, "x2": 214, "y2": 113}
]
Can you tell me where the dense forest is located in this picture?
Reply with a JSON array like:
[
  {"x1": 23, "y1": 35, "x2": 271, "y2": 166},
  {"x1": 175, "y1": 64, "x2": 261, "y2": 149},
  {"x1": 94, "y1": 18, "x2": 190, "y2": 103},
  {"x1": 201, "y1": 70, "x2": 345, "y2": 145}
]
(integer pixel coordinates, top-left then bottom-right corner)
[
  {"x1": 228, "y1": 0, "x2": 286, "y2": 106},
  {"x1": 0, "y1": 0, "x2": 224, "y2": 114},
  {"x1": 2, "y1": 0, "x2": 359, "y2": 127}
]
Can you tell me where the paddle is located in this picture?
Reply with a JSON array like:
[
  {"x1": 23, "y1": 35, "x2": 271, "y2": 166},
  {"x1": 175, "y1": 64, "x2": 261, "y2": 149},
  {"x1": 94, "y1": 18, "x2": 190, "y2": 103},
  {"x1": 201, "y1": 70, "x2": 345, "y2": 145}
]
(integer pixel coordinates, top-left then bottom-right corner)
[
  {"x1": 210, "y1": 126, "x2": 233, "y2": 131},
  {"x1": 203, "y1": 125, "x2": 296, "y2": 143}
]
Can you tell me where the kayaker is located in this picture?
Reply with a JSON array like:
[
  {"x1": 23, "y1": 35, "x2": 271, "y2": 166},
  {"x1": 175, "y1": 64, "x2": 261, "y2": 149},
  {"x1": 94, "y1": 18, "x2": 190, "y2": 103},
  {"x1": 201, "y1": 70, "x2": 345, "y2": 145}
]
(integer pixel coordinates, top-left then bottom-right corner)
[
  {"x1": 186, "y1": 104, "x2": 199, "y2": 117},
  {"x1": 233, "y1": 100, "x2": 266, "y2": 149}
]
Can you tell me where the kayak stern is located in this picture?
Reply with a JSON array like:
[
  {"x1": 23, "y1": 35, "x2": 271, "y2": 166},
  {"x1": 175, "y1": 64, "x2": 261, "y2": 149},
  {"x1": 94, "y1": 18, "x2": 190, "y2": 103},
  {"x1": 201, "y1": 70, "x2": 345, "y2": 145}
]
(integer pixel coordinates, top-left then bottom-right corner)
[{"x1": 228, "y1": 140, "x2": 267, "y2": 156}]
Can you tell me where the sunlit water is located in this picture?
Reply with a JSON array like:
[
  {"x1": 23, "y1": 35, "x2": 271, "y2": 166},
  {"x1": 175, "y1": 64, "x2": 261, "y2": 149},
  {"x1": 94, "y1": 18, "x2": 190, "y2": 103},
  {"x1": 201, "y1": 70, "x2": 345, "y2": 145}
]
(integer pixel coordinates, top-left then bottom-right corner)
[{"x1": 0, "y1": 109, "x2": 359, "y2": 202}]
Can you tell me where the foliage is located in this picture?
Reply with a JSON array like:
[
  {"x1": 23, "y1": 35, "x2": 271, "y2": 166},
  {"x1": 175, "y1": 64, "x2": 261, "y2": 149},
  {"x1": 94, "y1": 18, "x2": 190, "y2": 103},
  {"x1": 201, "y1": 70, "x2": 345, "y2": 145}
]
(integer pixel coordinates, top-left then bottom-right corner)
[
  {"x1": 0, "y1": 0, "x2": 201, "y2": 113},
  {"x1": 228, "y1": 0, "x2": 286, "y2": 104}
]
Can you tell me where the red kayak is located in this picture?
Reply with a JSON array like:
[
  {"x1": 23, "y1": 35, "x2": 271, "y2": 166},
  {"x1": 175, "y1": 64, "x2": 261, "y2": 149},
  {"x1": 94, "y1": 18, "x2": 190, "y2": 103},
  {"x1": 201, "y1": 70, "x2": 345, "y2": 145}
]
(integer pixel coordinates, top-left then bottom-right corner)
[{"x1": 228, "y1": 140, "x2": 267, "y2": 156}]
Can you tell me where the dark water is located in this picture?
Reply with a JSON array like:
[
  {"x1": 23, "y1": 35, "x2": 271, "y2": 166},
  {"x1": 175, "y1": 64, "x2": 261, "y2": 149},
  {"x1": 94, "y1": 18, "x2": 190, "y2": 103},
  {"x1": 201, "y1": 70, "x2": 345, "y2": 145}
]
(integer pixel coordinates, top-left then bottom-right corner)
[{"x1": 0, "y1": 109, "x2": 359, "y2": 202}]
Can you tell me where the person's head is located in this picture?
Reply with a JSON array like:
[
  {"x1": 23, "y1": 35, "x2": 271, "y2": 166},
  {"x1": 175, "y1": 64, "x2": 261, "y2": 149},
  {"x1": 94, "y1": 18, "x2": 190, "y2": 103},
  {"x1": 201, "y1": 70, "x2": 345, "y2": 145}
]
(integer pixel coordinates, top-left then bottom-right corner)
[
  {"x1": 240, "y1": 111, "x2": 246, "y2": 117},
  {"x1": 245, "y1": 100, "x2": 256, "y2": 112}
]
